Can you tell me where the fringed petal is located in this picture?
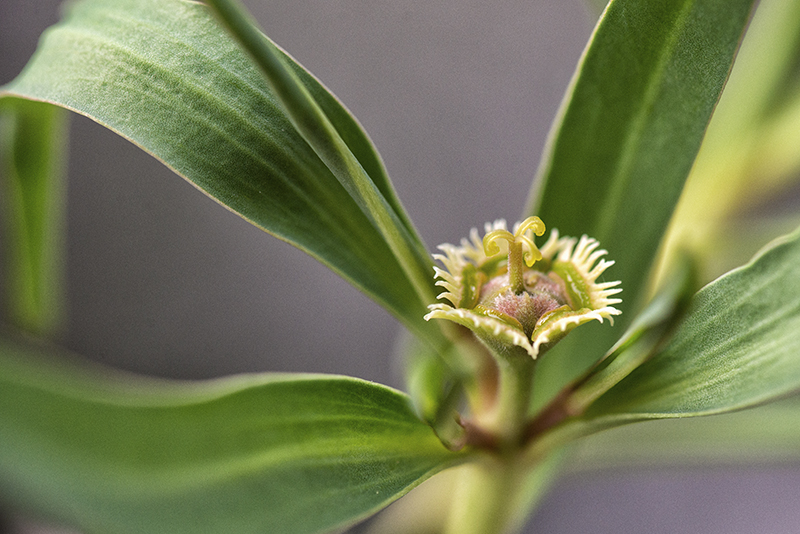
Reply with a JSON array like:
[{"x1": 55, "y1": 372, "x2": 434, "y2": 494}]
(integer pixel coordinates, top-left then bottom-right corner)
[{"x1": 425, "y1": 219, "x2": 622, "y2": 359}]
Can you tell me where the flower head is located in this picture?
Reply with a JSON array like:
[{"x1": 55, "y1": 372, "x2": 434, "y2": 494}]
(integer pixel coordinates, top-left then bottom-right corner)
[{"x1": 425, "y1": 217, "x2": 622, "y2": 359}]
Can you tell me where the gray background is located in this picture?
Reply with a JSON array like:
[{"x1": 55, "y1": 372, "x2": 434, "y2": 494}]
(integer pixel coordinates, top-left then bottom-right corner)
[{"x1": 2, "y1": 0, "x2": 799, "y2": 533}]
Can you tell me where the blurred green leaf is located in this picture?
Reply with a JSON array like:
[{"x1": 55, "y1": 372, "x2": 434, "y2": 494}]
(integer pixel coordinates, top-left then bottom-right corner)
[
  {"x1": 755, "y1": 84, "x2": 800, "y2": 185},
  {"x1": 0, "y1": 0, "x2": 445, "y2": 348},
  {"x1": 0, "y1": 337, "x2": 466, "y2": 534},
  {"x1": 572, "y1": 397, "x2": 800, "y2": 470},
  {"x1": 698, "y1": 213, "x2": 800, "y2": 285},
  {"x1": 404, "y1": 335, "x2": 464, "y2": 446},
  {"x1": 364, "y1": 468, "x2": 464, "y2": 534},
  {"x1": 528, "y1": 0, "x2": 756, "y2": 406},
  {"x1": 656, "y1": 0, "x2": 800, "y2": 286},
  {"x1": 0, "y1": 98, "x2": 68, "y2": 336},
  {"x1": 586, "y1": 226, "x2": 800, "y2": 422},
  {"x1": 365, "y1": 448, "x2": 566, "y2": 534},
  {"x1": 402, "y1": 329, "x2": 494, "y2": 448}
]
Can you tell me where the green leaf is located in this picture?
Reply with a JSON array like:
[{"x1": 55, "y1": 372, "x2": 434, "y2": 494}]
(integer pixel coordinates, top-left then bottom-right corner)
[
  {"x1": 656, "y1": 0, "x2": 800, "y2": 286},
  {"x1": 529, "y1": 254, "x2": 697, "y2": 430},
  {"x1": 402, "y1": 333, "x2": 470, "y2": 450},
  {"x1": 0, "y1": 98, "x2": 68, "y2": 336},
  {"x1": 0, "y1": 0, "x2": 444, "y2": 347},
  {"x1": 203, "y1": 0, "x2": 436, "y2": 308},
  {"x1": 563, "y1": 254, "x2": 697, "y2": 415},
  {"x1": 527, "y1": 0, "x2": 756, "y2": 404},
  {"x1": 529, "y1": 0, "x2": 755, "y2": 317},
  {"x1": 730, "y1": 0, "x2": 800, "y2": 193},
  {"x1": 755, "y1": 85, "x2": 800, "y2": 189},
  {"x1": 0, "y1": 338, "x2": 466, "y2": 534},
  {"x1": 586, "y1": 226, "x2": 800, "y2": 422},
  {"x1": 698, "y1": 212, "x2": 800, "y2": 286},
  {"x1": 529, "y1": 226, "x2": 800, "y2": 456}
]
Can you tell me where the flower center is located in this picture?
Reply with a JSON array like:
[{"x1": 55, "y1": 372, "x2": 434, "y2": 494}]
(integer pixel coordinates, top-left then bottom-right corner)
[
  {"x1": 478, "y1": 271, "x2": 568, "y2": 338},
  {"x1": 478, "y1": 217, "x2": 571, "y2": 336},
  {"x1": 482, "y1": 216, "x2": 545, "y2": 295}
]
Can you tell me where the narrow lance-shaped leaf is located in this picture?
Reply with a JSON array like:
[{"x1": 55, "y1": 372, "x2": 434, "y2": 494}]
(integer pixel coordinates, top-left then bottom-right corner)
[
  {"x1": 656, "y1": 0, "x2": 800, "y2": 286},
  {"x1": 529, "y1": 0, "x2": 755, "y2": 318},
  {"x1": 564, "y1": 254, "x2": 697, "y2": 414},
  {"x1": 0, "y1": 98, "x2": 68, "y2": 336},
  {"x1": 204, "y1": 0, "x2": 437, "y2": 309},
  {"x1": 0, "y1": 0, "x2": 446, "y2": 348},
  {"x1": 0, "y1": 338, "x2": 467, "y2": 534},
  {"x1": 527, "y1": 0, "x2": 756, "y2": 404},
  {"x1": 584, "y1": 226, "x2": 800, "y2": 422},
  {"x1": 526, "y1": 255, "x2": 696, "y2": 435},
  {"x1": 756, "y1": 86, "x2": 800, "y2": 187},
  {"x1": 529, "y1": 227, "x2": 800, "y2": 455}
]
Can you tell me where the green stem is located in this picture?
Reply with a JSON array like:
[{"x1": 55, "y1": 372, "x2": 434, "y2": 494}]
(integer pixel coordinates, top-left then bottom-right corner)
[
  {"x1": 443, "y1": 456, "x2": 524, "y2": 534},
  {"x1": 490, "y1": 350, "x2": 536, "y2": 445},
  {"x1": 447, "y1": 348, "x2": 535, "y2": 533}
]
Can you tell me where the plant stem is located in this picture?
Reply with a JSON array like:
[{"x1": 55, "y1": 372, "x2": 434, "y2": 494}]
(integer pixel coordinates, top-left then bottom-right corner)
[
  {"x1": 490, "y1": 350, "x2": 536, "y2": 444},
  {"x1": 443, "y1": 456, "x2": 524, "y2": 534},
  {"x1": 445, "y1": 351, "x2": 535, "y2": 534}
]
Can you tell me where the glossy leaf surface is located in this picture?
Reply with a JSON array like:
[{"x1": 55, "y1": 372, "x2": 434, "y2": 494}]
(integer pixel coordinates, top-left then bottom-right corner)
[
  {"x1": 528, "y1": 0, "x2": 756, "y2": 403},
  {"x1": 0, "y1": 0, "x2": 442, "y2": 345},
  {"x1": 0, "y1": 339, "x2": 465, "y2": 534}
]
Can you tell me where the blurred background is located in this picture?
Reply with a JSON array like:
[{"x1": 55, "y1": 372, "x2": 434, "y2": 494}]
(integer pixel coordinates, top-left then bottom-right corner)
[{"x1": 2, "y1": 0, "x2": 800, "y2": 533}]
